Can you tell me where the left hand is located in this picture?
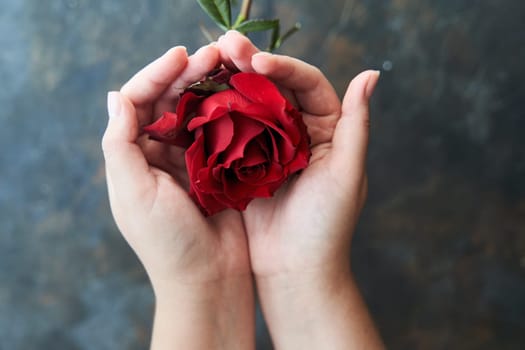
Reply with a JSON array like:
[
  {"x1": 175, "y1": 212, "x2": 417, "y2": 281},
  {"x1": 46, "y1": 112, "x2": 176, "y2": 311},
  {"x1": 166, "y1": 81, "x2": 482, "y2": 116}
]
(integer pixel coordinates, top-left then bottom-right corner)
[
  {"x1": 102, "y1": 44, "x2": 251, "y2": 291},
  {"x1": 102, "y1": 44, "x2": 255, "y2": 349}
]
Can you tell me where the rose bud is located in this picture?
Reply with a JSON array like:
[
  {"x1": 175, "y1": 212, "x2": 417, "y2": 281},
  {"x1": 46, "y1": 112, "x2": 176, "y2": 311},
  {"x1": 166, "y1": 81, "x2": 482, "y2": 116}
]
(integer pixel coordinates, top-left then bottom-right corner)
[{"x1": 144, "y1": 70, "x2": 311, "y2": 216}]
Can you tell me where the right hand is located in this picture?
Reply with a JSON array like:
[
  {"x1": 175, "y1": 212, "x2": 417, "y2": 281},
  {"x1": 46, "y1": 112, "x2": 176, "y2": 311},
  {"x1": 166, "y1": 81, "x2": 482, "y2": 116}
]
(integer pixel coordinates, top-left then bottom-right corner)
[
  {"x1": 218, "y1": 30, "x2": 379, "y2": 281},
  {"x1": 217, "y1": 30, "x2": 385, "y2": 350}
]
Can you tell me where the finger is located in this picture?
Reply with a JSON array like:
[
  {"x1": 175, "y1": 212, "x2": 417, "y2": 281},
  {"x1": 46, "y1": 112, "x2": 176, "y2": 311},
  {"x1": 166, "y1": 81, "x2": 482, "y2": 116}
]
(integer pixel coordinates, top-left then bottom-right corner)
[
  {"x1": 251, "y1": 52, "x2": 340, "y2": 117},
  {"x1": 217, "y1": 30, "x2": 259, "y2": 72},
  {"x1": 215, "y1": 31, "x2": 300, "y2": 106},
  {"x1": 330, "y1": 70, "x2": 380, "y2": 183},
  {"x1": 138, "y1": 138, "x2": 187, "y2": 183},
  {"x1": 121, "y1": 46, "x2": 188, "y2": 107},
  {"x1": 154, "y1": 44, "x2": 221, "y2": 118},
  {"x1": 138, "y1": 139, "x2": 176, "y2": 172},
  {"x1": 102, "y1": 91, "x2": 156, "y2": 204}
]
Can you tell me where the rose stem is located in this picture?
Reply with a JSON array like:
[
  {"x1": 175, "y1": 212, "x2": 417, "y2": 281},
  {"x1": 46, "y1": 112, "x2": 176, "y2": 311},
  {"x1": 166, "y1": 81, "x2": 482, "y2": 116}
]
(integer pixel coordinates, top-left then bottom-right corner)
[{"x1": 240, "y1": 0, "x2": 252, "y2": 21}]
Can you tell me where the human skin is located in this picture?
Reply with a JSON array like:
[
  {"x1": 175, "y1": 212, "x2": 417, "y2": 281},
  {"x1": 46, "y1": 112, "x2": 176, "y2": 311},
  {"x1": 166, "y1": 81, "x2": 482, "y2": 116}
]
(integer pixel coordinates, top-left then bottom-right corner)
[
  {"x1": 102, "y1": 31, "x2": 384, "y2": 349},
  {"x1": 102, "y1": 44, "x2": 255, "y2": 350},
  {"x1": 217, "y1": 31, "x2": 385, "y2": 350}
]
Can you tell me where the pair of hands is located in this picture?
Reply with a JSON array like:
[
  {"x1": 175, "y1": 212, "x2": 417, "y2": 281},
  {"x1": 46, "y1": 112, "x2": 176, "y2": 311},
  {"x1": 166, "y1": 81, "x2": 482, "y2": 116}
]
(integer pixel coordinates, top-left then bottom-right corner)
[{"x1": 102, "y1": 31, "x2": 382, "y2": 349}]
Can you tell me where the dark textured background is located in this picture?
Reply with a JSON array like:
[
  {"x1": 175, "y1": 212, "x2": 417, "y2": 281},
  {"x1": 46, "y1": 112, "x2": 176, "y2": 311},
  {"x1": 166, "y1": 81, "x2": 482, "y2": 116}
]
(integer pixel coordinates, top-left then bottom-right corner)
[{"x1": 1, "y1": 0, "x2": 524, "y2": 349}]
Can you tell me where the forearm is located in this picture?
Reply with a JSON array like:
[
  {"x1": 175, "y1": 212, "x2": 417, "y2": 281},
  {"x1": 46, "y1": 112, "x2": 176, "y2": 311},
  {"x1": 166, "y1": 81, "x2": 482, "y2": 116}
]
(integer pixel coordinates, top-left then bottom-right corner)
[
  {"x1": 257, "y1": 267, "x2": 384, "y2": 350},
  {"x1": 151, "y1": 275, "x2": 255, "y2": 350}
]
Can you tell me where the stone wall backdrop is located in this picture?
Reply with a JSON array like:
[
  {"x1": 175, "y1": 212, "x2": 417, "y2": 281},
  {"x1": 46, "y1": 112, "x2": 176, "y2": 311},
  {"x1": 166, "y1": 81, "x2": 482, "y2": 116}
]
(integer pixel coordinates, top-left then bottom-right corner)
[{"x1": 1, "y1": 0, "x2": 524, "y2": 349}]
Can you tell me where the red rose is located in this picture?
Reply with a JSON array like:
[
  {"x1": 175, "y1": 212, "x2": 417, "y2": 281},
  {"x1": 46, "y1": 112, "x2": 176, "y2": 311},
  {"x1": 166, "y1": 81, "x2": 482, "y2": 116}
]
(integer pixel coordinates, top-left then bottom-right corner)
[{"x1": 144, "y1": 71, "x2": 311, "y2": 216}]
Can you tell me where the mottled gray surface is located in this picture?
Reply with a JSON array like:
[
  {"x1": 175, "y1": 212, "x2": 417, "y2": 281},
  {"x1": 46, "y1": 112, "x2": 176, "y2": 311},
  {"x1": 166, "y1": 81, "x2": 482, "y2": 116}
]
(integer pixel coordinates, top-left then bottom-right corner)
[{"x1": 1, "y1": 0, "x2": 524, "y2": 349}]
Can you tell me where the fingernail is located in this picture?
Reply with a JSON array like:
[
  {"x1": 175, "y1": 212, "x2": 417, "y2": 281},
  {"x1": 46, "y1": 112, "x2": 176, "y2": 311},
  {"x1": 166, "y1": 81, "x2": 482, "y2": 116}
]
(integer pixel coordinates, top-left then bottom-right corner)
[
  {"x1": 107, "y1": 91, "x2": 121, "y2": 118},
  {"x1": 253, "y1": 52, "x2": 272, "y2": 58},
  {"x1": 194, "y1": 45, "x2": 206, "y2": 54},
  {"x1": 365, "y1": 70, "x2": 381, "y2": 99},
  {"x1": 167, "y1": 46, "x2": 187, "y2": 56},
  {"x1": 225, "y1": 30, "x2": 241, "y2": 37},
  {"x1": 196, "y1": 43, "x2": 216, "y2": 54}
]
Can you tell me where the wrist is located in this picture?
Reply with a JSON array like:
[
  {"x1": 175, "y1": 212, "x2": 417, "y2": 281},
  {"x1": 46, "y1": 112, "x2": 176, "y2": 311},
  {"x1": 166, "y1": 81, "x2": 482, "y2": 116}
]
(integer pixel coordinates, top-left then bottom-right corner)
[
  {"x1": 255, "y1": 253, "x2": 352, "y2": 290},
  {"x1": 255, "y1": 261, "x2": 353, "y2": 311},
  {"x1": 255, "y1": 264, "x2": 384, "y2": 350},
  {"x1": 151, "y1": 274, "x2": 255, "y2": 350},
  {"x1": 153, "y1": 273, "x2": 254, "y2": 305}
]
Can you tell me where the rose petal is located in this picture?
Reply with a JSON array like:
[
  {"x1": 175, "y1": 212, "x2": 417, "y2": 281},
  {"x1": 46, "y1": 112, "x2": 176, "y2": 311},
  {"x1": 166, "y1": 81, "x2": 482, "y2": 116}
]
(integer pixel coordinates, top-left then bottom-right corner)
[
  {"x1": 236, "y1": 166, "x2": 265, "y2": 183},
  {"x1": 265, "y1": 129, "x2": 280, "y2": 163},
  {"x1": 221, "y1": 169, "x2": 257, "y2": 202},
  {"x1": 143, "y1": 111, "x2": 180, "y2": 142},
  {"x1": 229, "y1": 73, "x2": 286, "y2": 116},
  {"x1": 238, "y1": 138, "x2": 268, "y2": 167},
  {"x1": 275, "y1": 130, "x2": 297, "y2": 165},
  {"x1": 212, "y1": 161, "x2": 222, "y2": 181},
  {"x1": 186, "y1": 135, "x2": 217, "y2": 213},
  {"x1": 197, "y1": 89, "x2": 251, "y2": 119},
  {"x1": 222, "y1": 115, "x2": 265, "y2": 168},
  {"x1": 226, "y1": 103, "x2": 299, "y2": 165},
  {"x1": 187, "y1": 106, "x2": 229, "y2": 131},
  {"x1": 206, "y1": 181, "x2": 252, "y2": 211},
  {"x1": 203, "y1": 115, "x2": 234, "y2": 157},
  {"x1": 181, "y1": 72, "x2": 312, "y2": 216},
  {"x1": 143, "y1": 91, "x2": 204, "y2": 148},
  {"x1": 176, "y1": 91, "x2": 204, "y2": 122},
  {"x1": 256, "y1": 162, "x2": 285, "y2": 185},
  {"x1": 186, "y1": 134, "x2": 206, "y2": 181},
  {"x1": 230, "y1": 72, "x2": 302, "y2": 141},
  {"x1": 196, "y1": 167, "x2": 223, "y2": 193},
  {"x1": 213, "y1": 192, "x2": 251, "y2": 211},
  {"x1": 234, "y1": 104, "x2": 295, "y2": 154},
  {"x1": 254, "y1": 134, "x2": 271, "y2": 160},
  {"x1": 143, "y1": 112, "x2": 193, "y2": 147},
  {"x1": 283, "y1": 104, "x2": 303, "y2": 144},
  {"x1": 287, "y1": 135, "x2": 311, "y2": 174},
  {"x1": 186, "y1": 137, "x2": 225, "y2": 216},
  {"x1": 233, "y1": 158, "x2": 267, "y2": 183}
]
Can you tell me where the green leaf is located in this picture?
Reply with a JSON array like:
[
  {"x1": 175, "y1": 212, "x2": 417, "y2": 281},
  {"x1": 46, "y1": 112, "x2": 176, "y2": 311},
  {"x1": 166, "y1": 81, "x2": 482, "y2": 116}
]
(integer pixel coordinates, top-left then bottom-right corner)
[
  {"x1": 269, "y1": 22, "x2": 280, "y2": 52},
  {"x1": 216, "y1": 0, "x2": 232, "y2": 28},
  {"x1": 234, "y1": 18, "x2": 279, "y2": 34},
  {"x1": 272, "y1": 22, "x2": 301, "y2": 51},
  {"x1": 280, "y1": 23, "x2": 301, "y2": 45},
  {"x1": 196, "y1": 0, "x2": 230, "y2": 30}
]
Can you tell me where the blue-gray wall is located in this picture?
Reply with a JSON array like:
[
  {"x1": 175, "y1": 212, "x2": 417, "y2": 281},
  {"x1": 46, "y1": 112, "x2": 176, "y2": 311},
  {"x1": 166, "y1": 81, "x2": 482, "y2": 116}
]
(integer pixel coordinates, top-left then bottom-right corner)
[{"x1": 1, "y1": 0, "x2": 524, "y2": 349}]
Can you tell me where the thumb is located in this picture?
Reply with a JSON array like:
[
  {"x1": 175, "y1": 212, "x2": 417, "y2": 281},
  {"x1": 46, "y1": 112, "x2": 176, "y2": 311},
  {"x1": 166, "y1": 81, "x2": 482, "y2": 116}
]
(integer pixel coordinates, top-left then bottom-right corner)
[
  {"x1": 102, "y1": 91, "x2": 154, "y2": 203},
  {"x1": 330, "y1": 70, "x2": 380, "y2": 185}
]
